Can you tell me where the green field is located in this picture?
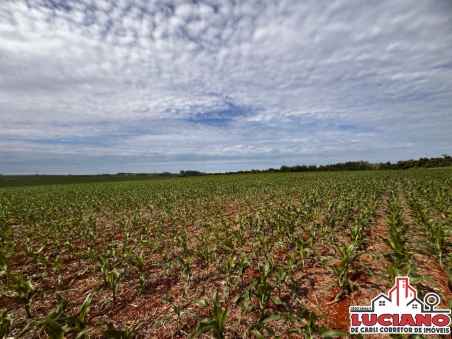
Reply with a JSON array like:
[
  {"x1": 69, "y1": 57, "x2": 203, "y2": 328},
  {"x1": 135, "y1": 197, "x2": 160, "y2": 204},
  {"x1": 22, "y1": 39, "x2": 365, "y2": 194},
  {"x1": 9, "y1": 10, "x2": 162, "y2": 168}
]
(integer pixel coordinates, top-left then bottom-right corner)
[
  {"x1": 1, "y1": 170, "x2": 451, "y2": 338},
  {"x1": 0, "y1": 175, "x2": 176, "y2": 188}
]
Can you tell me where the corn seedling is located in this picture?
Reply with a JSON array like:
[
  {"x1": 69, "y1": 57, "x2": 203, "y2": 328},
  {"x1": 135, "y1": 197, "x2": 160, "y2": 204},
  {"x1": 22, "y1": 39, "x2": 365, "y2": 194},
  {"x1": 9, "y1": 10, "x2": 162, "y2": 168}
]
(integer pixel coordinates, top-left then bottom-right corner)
[
  {"x1": 159, "y1": 297, "x2": 196, "y2": 336},
  {"x1": 106, "y1": 267, "x2": 125, "y2": 303},
  {"x1": 177, "y1": 255, "x2": 194, "y2": 297},
  {"x1": 249, "y1": 261, "x2": 283, "y2": 321},
  {"x1": 15, "y1": 310, "x2": 70, "y2": 339},
  {"x1": 0, "y1": 252, "x2": 9, "y2": 278},
  {"x1": 420, "y1": 221, "x2": 451, "y2": 269},
  {"x1": 243, "y1": 322, "x2": 278, "y2": 338},
  {"x1": 290, "y1": 307, "x2": 358, "y2": 339},
  {"x1": 0, "y1": 312, "x2": 13, "y2": 339},
  {"x1": 101, "y1": 320, "x2": 143, "y2": 339},
  {"x1": 296, "y1": 237, "x2": 316, "y2": 269},
  {"x1": 233, "y1": 252, "x2": 250, "y2": 289},
  {"x1": 54, "y1": 293, "x2": 69, "y2": 313},
  {"x1": 224, "y1": 250, "x2": 237, "y2": 286},
  {"x1": 2, "y1": 273, "x2": 35, "y2": 318},
  {"x1": 54, "y1": 260, "x2": 63, "y2": 288},
  {"x1": 65, "y1": 294, "x2": 93, "y2": 338},
  {"x1": 190, "y1": 290, "x2": 228, "y2": 339},
  {"x1": 274, "y1": 266, "x2": 289, "y2": 299},
  {"x1": 382, "y1": 228, "x2": 412, "y2": 269},
  {"x1": 289, "y1": 306, "x2": 329, "y2": 339},
  {"x1": 326, "y1": 243, "x2": 360, "y2": 299},
  {"x1": 134, "y1": 251, "x2": 146, "y2": 295}
]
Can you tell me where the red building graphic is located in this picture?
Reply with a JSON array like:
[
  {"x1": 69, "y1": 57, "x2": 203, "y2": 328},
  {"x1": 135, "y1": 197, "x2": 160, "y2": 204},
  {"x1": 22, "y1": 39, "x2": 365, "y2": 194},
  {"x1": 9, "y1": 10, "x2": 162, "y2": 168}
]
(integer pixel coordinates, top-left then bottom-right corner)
[{"x1": 388, "y1": 277, "x2": 416, "y2": 306}]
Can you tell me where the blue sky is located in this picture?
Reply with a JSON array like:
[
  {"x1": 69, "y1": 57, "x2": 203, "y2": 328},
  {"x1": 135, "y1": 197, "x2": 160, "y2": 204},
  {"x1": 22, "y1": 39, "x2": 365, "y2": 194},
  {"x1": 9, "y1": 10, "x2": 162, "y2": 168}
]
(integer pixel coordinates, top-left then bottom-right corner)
[{"x1": 0, "y1": 0, "x2": 451, "y2": 174}]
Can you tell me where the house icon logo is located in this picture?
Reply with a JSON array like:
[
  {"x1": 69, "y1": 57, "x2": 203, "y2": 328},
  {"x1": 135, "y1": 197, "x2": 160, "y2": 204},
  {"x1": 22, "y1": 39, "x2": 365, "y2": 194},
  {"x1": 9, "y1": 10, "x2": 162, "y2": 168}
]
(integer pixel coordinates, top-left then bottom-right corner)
[
  {"x1": 349, "y1": 277, "x2": 451, "y2": 335},
  {"x1": 389, "y1": 277, "x2": 416, "y2": 306}
]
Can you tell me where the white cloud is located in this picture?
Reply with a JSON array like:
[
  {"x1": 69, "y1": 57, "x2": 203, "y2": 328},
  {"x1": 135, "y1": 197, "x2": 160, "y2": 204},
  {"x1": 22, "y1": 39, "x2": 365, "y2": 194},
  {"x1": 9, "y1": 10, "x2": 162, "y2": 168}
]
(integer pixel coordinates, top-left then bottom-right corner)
[{"x1": 0, "y1": 0, "x2": 451, "y2": 173}]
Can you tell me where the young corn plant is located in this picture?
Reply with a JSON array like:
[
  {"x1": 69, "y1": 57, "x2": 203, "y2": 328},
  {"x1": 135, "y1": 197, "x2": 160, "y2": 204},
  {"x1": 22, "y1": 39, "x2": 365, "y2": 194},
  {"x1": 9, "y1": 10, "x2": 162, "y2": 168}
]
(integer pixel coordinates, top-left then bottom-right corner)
[
  {"x1": 382, "y1": 228, "x2": 412, "y2": 269},
  {"x1": 101, "y1": 320, "x2": 143, "y2": 339},
  {"x1": 251, "y1": 261, "x2": 283, "y2": 321},
  {"x1": 233, "y1": 282, "x2": 254, "y2": 326},
  {"x1": 233, "y1": 252, "x2": 250, "y2": 289},
  {"x1": 2, "y1": 273, "x2": 35, "y2": 318},
  {"x1": 280, "y1": 306, "x2": 352, "y2": 339},
  {"x1": 326, "y1": 243, "x2": 360, "y2": 300},
  {"x1": 37, "y1": 252, "x2": 50, "y2": 280},
  {"x1": 65, "y1": 294, "x2": 93, "y2": 338},
  {"x1": 196, "y1": 246, "x2": 213, "y2": 272},
  {"x1": 157, "y1": 248, "x2": 172, "y2": 278},
  {"x1": 0, "y1": 252, "x2": 9, "y2": 278},
  {"x1": 134, "y1": 251, "x2": 146, "y2": 295},
  {"x1": 0, "y1": 312, "x2": 13, "y2": 339},
  {"x1": 121, "y1": 243, "x2": 134, "y2": 266},
  {"x1": 159, "y1": 297, "x2": 196, "y2": 336},
  {"x1": 349, "y1": 219, "x2": 369, "y2": 249},
  {"x1": 45, "y1": 312, "x2": 76, "y2": 339},
  {"x1": 53, "y1": 260, "x2": 63, "y2": 289},
  {"x1": 285, "y1": 254, "x2": 299, "y2": 298},
  {"x1": 224, "y1": 250, "x2": 238, "y2": 294},
  {"x1": 420, "y1": 221, "x2": 451, "y2": 269},
  {"x1": 190, "y1": 290, "x2": 228, "y2": 339},
  {"x1": 16, "y1": 294, "x2": 92, "y2": 339},
  {"x1": 296, "y1": 238, "x2": 315, "y2": 269},
  {"x1": 274, "y1": 266, "x2": 289, "y2": 299},
  {"x1": 90, "y1": 252, "x2": 110, "y2": 286},
  {"x1": 232, "y1": 229, "x2": 244, "y2": 247},
  {"x1": 65, "y1": 238, "x2": 74, "y2": 260},
  {"x1": 54, "y1": 293, "x2": 69, "y2": 314},
  {"x1": 106, "y1": 267, "x2": 125, "y2": 304},
  {"x1": 244, "y1": 321, "x2": 279, "y2": 339},
  {"x1": 382, "y1": 200, "x2": 412, "y2": 269},
  {"x1": 289, "y1": 306, "x2": 329, "y2": 339},
  {"x1": 143, "y1": 240, "x2": 161, "y2": 268},
  {"x1": 177, "y1": 255, "x2": 194, "y2": 297}
]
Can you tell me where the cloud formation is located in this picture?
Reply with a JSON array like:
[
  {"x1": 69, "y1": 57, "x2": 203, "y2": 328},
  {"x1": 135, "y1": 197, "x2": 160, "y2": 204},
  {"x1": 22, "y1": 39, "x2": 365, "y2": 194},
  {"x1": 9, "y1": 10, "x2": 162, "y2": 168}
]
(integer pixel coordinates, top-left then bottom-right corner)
[{"x1": 1, "y1": 0, "x2": 451, "y2": 173}]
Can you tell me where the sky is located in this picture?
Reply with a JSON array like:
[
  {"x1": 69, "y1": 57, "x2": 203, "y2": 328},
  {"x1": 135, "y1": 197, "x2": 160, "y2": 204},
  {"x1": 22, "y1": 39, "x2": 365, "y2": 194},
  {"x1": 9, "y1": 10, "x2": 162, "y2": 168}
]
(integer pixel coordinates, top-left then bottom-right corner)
[{"x1": 1, "y1": 0, "x2": 452, "y2": 174}]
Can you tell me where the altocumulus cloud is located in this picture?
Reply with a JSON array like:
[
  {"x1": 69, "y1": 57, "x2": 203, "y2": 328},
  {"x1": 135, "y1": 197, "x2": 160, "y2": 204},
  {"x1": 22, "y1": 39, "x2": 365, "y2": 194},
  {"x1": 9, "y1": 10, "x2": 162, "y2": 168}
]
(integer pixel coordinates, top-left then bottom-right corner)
[{"x1": 0, "y1": 0, "x2": 451, "y2": 174}]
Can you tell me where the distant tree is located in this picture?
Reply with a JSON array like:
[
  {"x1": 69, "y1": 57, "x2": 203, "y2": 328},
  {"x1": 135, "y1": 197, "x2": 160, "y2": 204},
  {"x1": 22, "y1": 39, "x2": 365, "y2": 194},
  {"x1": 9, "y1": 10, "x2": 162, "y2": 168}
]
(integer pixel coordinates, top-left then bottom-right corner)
[{"x1": 280, "y1": 165, "x2": 290, "y2": 172}]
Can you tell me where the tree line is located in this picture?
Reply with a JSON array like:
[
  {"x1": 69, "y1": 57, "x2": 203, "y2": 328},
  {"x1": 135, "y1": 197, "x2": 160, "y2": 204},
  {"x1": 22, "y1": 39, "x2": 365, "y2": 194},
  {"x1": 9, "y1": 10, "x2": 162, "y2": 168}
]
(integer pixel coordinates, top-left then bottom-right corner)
[{"x1": 218, "y1": 155, "x2": 452, "y2": 175}]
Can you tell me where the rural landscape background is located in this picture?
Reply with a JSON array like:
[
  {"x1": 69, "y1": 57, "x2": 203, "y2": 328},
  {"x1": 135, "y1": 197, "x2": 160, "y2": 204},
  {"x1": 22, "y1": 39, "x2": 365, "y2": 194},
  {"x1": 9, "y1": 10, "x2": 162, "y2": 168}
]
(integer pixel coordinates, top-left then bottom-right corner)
[{"x1": 1, "y1": 0, "x2": 451, "y2": 338}]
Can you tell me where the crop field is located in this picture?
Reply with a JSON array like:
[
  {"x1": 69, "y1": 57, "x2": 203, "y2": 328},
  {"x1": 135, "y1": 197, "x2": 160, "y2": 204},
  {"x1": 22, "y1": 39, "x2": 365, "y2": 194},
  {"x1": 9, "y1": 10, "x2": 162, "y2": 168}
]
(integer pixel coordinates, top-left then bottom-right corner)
[{"x1": 0, "y1": 170, "x2": 451, "y2": 338}]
